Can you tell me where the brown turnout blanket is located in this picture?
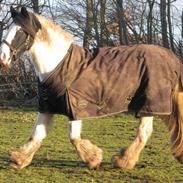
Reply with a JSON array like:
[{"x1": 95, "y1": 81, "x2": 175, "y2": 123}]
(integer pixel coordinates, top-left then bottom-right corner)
[{"x1": 38, "y1": 44, "x2": 182, "y2": 120}]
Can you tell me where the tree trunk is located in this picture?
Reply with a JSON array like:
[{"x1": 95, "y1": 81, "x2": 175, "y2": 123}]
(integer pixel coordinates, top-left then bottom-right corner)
[
  {"x1": 99, "y1": 0, "x2": 109, "y2": 46},
  {"x1": 147, "y1": 0, "x2": 155, "y2": 44},
  {"x1": 167, "y1": 0, "x2": 175, "y2": 52},
  {"x1": 116, "y1": 0, "x2": 128, "y2": 45},
  {"x1": 93, "y1": 0, "x2": 100, "y2": 46},
  {"x1": 32, "y1": 0, "x2": 39, "y2": 13},
  {"x1": 160, "y1": 0, "x2": 169, "y2": 48},
  {"x1": 83, "y1": 0, "x2": 94, "y2": 47}
]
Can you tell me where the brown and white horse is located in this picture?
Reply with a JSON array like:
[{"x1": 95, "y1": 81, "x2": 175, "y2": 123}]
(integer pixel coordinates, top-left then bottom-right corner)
[{"x1": 1, "y1": 7, "x2": 183, "y2": 170}]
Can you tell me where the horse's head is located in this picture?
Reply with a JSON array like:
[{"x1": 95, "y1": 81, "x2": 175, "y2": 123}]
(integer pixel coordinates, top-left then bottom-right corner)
[{"x1": 0, "y1": 6, "x2": 41, "y2": 66}]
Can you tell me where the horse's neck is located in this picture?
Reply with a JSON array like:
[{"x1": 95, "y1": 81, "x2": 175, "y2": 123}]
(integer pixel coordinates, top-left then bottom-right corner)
[{"x1": 30, "y1": 29, "x2": 73, "y2": 81}]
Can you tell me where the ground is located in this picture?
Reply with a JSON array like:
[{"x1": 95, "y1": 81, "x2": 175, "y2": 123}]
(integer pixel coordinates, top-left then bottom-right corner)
[{"x1": 0, "y1": 108, "x2": 183, "y2": 183}]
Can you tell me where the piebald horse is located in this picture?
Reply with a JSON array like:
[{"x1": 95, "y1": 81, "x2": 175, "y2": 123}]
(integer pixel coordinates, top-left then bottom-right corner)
[{"x1": 1, "y1": 7, "x2": 183, "y2": 170}]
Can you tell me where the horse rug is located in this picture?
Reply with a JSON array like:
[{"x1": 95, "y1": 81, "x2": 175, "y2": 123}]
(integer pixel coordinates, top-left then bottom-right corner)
[{"x1": 38, "y1": 44, "x2": 182, "y2": 120}]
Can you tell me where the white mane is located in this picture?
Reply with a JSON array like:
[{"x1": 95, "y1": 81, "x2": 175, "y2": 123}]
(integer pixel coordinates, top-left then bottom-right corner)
[{"x1": 30, "y1": 14, "x2": 74, "y2": 81}]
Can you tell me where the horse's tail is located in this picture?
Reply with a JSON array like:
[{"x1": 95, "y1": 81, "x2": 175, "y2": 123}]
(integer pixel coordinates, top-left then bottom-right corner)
[{"x1": 168, "y1": 79, "x2": 183, "y2": 162}]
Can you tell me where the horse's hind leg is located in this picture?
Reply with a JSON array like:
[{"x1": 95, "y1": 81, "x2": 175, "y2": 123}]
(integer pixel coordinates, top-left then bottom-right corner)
[
  {"x1": 10, "y1": 112, "x2": 53, "y2": 169},
  {"x1": 112, "y1": 115, "x2": 153, "y2": 169},
  {"x1": 69, "y1": 120, "x2": 103, "y2": 169}
]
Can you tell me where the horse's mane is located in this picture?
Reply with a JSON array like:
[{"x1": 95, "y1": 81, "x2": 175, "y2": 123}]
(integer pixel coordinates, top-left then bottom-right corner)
[{"x1": 34, "y1": 14, "x2": 73, "y2": 43}]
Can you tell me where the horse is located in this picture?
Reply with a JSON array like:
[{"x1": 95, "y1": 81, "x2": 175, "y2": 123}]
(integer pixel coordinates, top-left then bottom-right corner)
[{"x1": 1, "y1": 6, "x2": 183, "y2": 170}]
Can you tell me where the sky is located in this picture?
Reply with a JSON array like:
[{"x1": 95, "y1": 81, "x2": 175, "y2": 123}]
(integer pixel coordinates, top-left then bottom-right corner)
[
  {"x1": 168, "y1": 0, "x2": 183, "y2": 40},
  {"x1": 174, "y1": 0, "x2": 183, "y2": 9}
]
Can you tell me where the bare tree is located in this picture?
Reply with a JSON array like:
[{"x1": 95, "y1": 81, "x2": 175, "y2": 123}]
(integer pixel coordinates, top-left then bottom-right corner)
[
  {"x1": 160, "y1": 0, "x2": 169, "y2": 48},
  {"x1": 115, "y1": 0, "x2": 128, "y2": 45},
  {"x1": 92, "y1": 0, "x2": 100, "y2": 46},
  {"x1": 31, "y1": 0, "x2": 39, "y2": 13},
  {"x1": 99, "y1": 0, "x2": 109, "y2": 46},
  {"x1": 167, "y1": 0, "x2": 176, "y2": 52},
  {"x1": 147, "y1": 0, "x2": 155, "y2": 44},
  {"x1": 83, "y1": 0, "x2": 93, "y2": 47}
]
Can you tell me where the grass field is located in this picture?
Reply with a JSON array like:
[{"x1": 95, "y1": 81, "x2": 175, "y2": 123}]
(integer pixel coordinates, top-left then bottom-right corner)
[{"x1": 0, "y1": 108, "x2": 183, "y2": 183}]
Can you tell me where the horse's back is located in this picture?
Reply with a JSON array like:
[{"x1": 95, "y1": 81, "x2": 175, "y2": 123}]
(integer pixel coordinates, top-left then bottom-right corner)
[{"x1": 66, "y1": 44, "x2": 182, "y2": 118}]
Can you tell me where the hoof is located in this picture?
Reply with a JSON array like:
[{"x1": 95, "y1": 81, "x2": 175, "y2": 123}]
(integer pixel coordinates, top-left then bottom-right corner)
[
  {"x1": 74, "y1": 139, "x2": 103, "y2": 170},
  {"x1": 10, "y1": 161, "x2": 24, "y2": 169},
  {"x1": 87, "y1": 162, "x2": 102, "y2": 170},
  {"x1": 111, "y1": 154, "x2": 136, "y2": 169},
  {"x1": 9, "y1": 140, "x2": 41, "y2": 169},
  {"x1": 86, "y1": 146, "x2": 103, "y2": 170},
  {"x1": 9, "y1": 150, "x2": 33, "y2": 169}
]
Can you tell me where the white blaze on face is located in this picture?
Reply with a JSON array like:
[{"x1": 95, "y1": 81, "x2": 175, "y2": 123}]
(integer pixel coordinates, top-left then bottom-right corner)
[{"x1": 0, "y1": 24, "x2": 21, "y2": 66}]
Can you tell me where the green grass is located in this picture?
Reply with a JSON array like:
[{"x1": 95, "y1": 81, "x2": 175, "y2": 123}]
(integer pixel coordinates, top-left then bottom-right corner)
[{"x1": 0, "y1": 109, "x2": 183, "y2": 183}]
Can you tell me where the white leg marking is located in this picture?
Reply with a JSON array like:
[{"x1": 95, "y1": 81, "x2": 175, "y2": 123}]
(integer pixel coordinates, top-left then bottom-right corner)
[
  {"x1": 138, "y1": 116, "x2": 153, "y2": 144},
  {"x1": 125, "y1": 116, "x2": 153, "y2": 156},
  {"x1": 69, "y1": 120, "x2": 82, "y2": 140},
  {"x1": 9, "y1": 112, "x2": 53, "y2": 169},
  {"x1": 31, "y1": 112, "x2": 54, "y2": 141},
  {"x1": 112, "y1": 116, "x2": 153, "y2": 169},
  {"x1": 68, "y1": 120, "x2": 103, "y2": 169},
  {"x1": 30, "y1": 22, "x2": 73, "y2": 81}
]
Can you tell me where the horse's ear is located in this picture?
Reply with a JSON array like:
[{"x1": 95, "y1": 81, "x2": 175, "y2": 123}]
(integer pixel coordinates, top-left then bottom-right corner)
[
  {"x1": 10, "y1": 6, "x2": 29, "y2": 20},
  {"x1": 10, "y1": 6, "x2": 41, "y2": 37},
  {"x1": 10, "y1": 6, "x2": 18, "y2": 18},
  {"x1": 21, "y1": 7, "x2": 29, "y2": 18}
]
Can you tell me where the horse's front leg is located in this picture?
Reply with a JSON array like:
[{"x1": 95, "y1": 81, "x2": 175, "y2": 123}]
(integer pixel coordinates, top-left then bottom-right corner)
[
  {"x1": 69, "y1": 120, "x2": 103, "y2": 169},
  {"x1": 112, "y1": 115, "x2": 153, "y2": 169},
  {"x1": 10, "y1": 112, "x2": 53, "y2": 169}
]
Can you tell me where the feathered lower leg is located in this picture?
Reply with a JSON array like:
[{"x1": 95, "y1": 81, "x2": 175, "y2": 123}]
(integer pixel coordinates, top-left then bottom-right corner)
[
  {"x1": 10, "y1": 138, "x2": 41, "y2": 169},
  {"x1": 69, "y1": 120, "x2": 103, "y2": 169},
  {"x1": 112, "y1": 116, "x2": 153, "y2": 169},
  {"x1": 10, "y1": 113, "x2": 53, "y2": 169}
]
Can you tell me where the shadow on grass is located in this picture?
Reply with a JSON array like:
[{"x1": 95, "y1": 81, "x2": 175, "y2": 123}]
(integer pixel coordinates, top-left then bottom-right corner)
[
  {"x1": 32, "y1": 158, "x2": 112, "y2": 170},
  {"x1": 0, "y1": 155, "x2": 176, "y2": 170},
  {"x1": 0, "y1": 156, "x2": 11, "y2": 170},
  {"x1": 2, "y1": 154, "x2": 182, "y2": 173},
  {"x1": 33, "y1": 158, "x2": 183, "y2": 172},
  {"x1": 0, "y1": 154, "x2": 112, "y2": 170}
]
